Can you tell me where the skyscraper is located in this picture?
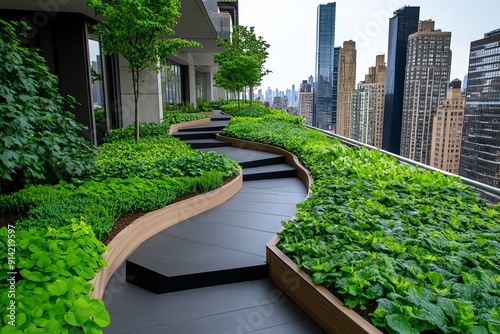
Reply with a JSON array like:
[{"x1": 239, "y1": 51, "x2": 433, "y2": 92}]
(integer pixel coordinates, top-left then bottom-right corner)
[
  {"x1": 313, "y1": 2, "x2": 336, "y2": 130},
  {"x1": 400, "y1": 20, "x2": 452, "y2": 165},
  {"x1": 299, "y1": 80, "x2": 314, "y2": 126},
  {"x1": 337, "y1": 40, "x2": 357, "y2": 137},
  {"x1": 460, "y1": 28, "x2": 500, "y2": 188},
  {"x1": 382, "y1": 6, "x2": 420, "y2": 154},
  {"x1": 430, "y1": 79, "x2": 465, "y2": 174},
  {"x1": 351, "y1": 55, "x2": 386, "y2": 148}
]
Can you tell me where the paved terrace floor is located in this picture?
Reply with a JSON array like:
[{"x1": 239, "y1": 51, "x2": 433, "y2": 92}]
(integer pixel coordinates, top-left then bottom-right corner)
[{"x1": 102, "y1": 111, "x2": 325, "y2": 334}]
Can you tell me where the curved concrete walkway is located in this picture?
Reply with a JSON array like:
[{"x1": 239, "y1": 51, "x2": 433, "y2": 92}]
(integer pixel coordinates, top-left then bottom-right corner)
[{"x1": 102, "y1": 112, "x2": 325, "y2": 333}]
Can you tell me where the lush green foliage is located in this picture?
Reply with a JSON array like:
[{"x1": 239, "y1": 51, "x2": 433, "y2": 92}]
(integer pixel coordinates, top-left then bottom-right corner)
[
  {"x1": 0, "y1": 184, "x2": 73, "y2": 214},
  {"x1": 221, "y1": 112, "x2": 500, "y2": 334},
  {"x1": 209, "y1": 98, "x2": 228, "y2": 109},
  {"x1": 0, "y1": 221, "x2": 109, "y2": 333},
  {"x1": 92, "y1": 136, "x2": 237, "y2": 180},
  {"x1": 214, "y1": 25, "x2": 270, "y2": 107},
  {"x1": 162, "y1": 112, "x2": 208, "y2": 124},
  {"x1": 0, "y1": 20, "x2": 95, "y2": 188},
  {"x1": 102, "y1": 122, "x2": 171, "y2": 144},
  {"x1": 11, "y1": 171, "x2": 226, "y2": 240},
  {"x1": 87, "y1": 0, "x2": 200, "y2": 142},
  {"x1": 220, "y1": 102, "x2": 303, "y2": 123},
  {"x1": 195, "y1": 98, "x2": 214, "y2": 112}
]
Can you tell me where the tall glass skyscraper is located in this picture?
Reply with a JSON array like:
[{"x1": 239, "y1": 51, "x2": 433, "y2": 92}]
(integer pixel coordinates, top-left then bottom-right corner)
[
  {"x1": 382, "y1": 6, "x2": 420, "y2": 154},
  {"x1": 460, "y1": 28, "x2": 500, "y2": 189},
  {"x1": 313, "y1": 2, "x2": 336, "y2": 130}
]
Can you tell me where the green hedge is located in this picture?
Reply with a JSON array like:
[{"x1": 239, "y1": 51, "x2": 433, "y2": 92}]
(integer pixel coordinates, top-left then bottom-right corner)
[{"x1": 220, "y1": 113, "x2": 500, "y2": 334}]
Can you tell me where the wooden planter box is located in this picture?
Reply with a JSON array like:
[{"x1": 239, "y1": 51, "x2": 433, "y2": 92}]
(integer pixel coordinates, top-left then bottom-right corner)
[
  {"x1": 266, "y1": 236, "x2": 383, "y2": 334},
  {"x1": 216, "y1": 135, "x2": 383, "y2": 334}
]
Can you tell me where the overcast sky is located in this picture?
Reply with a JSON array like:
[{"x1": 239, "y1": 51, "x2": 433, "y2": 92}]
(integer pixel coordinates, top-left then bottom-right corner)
[{"x1": 238, "y1": 0, "x2": 500, "y2": 93}]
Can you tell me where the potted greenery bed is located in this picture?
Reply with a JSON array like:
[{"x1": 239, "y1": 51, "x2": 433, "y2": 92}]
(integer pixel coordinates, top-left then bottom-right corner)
[{"x1": 219, "y1": 104, "x2": 500, "y2": 334}]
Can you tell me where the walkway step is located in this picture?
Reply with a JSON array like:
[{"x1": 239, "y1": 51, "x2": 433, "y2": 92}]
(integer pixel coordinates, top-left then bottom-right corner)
[
  {"x1": 126, "y1": 261, "x2": 268, "y2": 294},
  {"x1": 183, "y1": 139, "x2": 232, "y2": 149},
  {"x1": 243, "y1": 164, "x2": 297, "y2": 181},
  {"x1": 176, "y1": 124, "x2": 226, "y2": 132},
  {"x1": 172, "y1": 130, "x2": 219, "y2": 140}
]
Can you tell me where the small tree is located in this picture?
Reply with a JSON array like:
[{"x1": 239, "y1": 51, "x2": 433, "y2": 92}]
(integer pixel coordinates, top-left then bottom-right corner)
[
  {"x1": 87, "y1": 0, "x2": 200, "y2": 142},
  {"x1": 0, "y1": 20, "x2": 95, "y2": 190},
  {"x1": 213, "y1": 54, "x2": 260, "y2": 109},
  {"x1": 215, "y1": 26, "x2": 271, "y2": 107}
]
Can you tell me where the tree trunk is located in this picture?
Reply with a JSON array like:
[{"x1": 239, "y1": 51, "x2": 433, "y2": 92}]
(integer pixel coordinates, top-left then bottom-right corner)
[
  {"x1": 249, "y1": 85, "x2": 254, "y2": 108},
  {"x1": 133, "y1": 67, "x2": 140, "y2": 143},
  {"x1": 237, "y1": 91, "x2": 241, "y2": 109}
]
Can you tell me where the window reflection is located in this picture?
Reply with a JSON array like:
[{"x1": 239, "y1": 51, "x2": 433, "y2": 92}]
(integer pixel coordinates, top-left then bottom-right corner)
[{"x1": 87, "y1": 27, "x2": 107, "y2": 144}]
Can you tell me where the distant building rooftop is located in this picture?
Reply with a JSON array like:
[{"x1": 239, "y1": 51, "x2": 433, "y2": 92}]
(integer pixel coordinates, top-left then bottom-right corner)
[{"x1": 485, "y1": 28, "x2": 500, "y2": 37}]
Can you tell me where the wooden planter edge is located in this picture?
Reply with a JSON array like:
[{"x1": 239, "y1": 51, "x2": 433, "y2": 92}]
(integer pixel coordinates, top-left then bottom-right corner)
[
  {"x1": 169, "y1": 117, "x2": 211, "y2": 134},
  {"x1": 89, "y1": 171, "x2": 243, "y2": 299},
  {"x1": 266, "y1": 236, "x2": 383, "y2": 334}
]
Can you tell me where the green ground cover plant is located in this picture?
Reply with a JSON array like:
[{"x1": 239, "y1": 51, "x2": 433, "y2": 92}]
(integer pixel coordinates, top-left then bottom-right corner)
[
  {"x1": 220, "y1": 112, "x2": 500, "y2": 334},
  {"x1": 0, "y1": 220, "x2": 109, "y2": 333}
]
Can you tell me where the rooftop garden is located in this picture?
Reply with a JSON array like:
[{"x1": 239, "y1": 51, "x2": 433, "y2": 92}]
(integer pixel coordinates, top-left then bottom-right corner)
[{"x1": 220, "y1": 102, "x2": 500, "y2": 334}]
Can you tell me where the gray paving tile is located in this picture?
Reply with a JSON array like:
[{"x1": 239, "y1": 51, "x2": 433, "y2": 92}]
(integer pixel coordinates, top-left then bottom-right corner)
[
  {"x1": 160, "y1": 221, "x2": 274, "y2": 258},
  {"x1": 127, "y1": 233, "x2": 266, "y2": 276},
  {"x1": 187, "y1": 210, "x2": 288, "y2": 233},
  {"x1": 104, "y1": 279, "x2": 324, "y2": 334}
]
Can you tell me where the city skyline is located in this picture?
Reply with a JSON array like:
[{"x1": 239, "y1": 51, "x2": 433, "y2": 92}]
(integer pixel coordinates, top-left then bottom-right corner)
[{"x1": 238, "y1": 0, "x2": 500, "y2": 93}]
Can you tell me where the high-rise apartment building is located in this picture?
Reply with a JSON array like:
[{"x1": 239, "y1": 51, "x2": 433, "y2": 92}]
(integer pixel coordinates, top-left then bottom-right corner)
[
  {"x1": 460, "y1": 28, "x2": 500, "y2": 188},
  {"x1": 313, "y1": 2, "x2": 336, "y2": 130},
  {"x1": 299, "y1": 80, "x2": 314, "y2": 126},
  {"x1": 400, "y1": 20, "x2": 452, "y2": 165},
  {"x1": 337, "y1": 40, "x2": 357, "y2": 137},
  {"x1": 382, "y1": 6, "x2": 420, "y2": 154},
  {"x1": 351, "y1": 55, "x2": 386, "y2": 147},
  {"x1": 430, "y1": 79, "x2": 464, "y2": 174}
]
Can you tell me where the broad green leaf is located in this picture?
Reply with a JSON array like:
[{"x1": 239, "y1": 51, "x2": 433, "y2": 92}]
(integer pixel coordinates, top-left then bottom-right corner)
[{"x1": 386, "y1": 314, "x2": 419, "y2": 334}]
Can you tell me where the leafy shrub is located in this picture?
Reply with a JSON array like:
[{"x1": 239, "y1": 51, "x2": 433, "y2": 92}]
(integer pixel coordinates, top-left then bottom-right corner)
[
  {"x1": 196, "y1": 98, "x2": 213, "y2": 112},
  {"x1": 0, "y1": 20, "x2": 95, "y2": 188},
  {"x1": 162, "y1": 112, "x2": 208, "y2": 125},
  {"x1": 16, "y1": 194, "x2": 133, "y2": 239},
  {"x1": 209, "y1": 98, "x2": 228, "y2": 109},
  {"x1": 195, "y1": 171, "x2": 224, "y2": 193},
  {"x1": 221, "y1": 115, "x2": 500, "y2": 334},
  {"x1": 102, "y1": 122, "x2": 172, "y2": 143},
  {"x1": 13, "y1": 173, "x2": 231, "y2": 239},
  {"x1": 92, "y1": 137, "x2": 238, "y2": 181},
  {"x1": 0, "y1": 183, "x2": 73, "y2": 214},
  {"x1": 0, "y1": 220, "x2": 109, "y2": 333}
]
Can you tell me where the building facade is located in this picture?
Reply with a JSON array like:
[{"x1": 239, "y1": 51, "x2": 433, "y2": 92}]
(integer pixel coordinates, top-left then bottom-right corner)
[
  {"x1": 336, "y1": 40, "x2": 357, "y2": 138},
  {"x1": 299, "y1": 80, "x2": 314, "y2": 126},
  {"x1": 351, "y1": 55, "x2": 386, "y2": 148},
  {"x1": 382, "y1": 6, "x2": 420, "y2": 154},
  {"x1": 400, "y1": 20, "x2": 452, "y2": 165},
  {"x1": 313, "y1": 2, "x2": 336, "y2": 130},
  {"x1": 460, "y1": 29, "x2": 500, "y2": 188},
  {"x1": 430, "y1": 79, "x2": 465, "y2": 174},
  {"x1": 351, "y1": 55, "x2": 386, "y2": 147}
]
